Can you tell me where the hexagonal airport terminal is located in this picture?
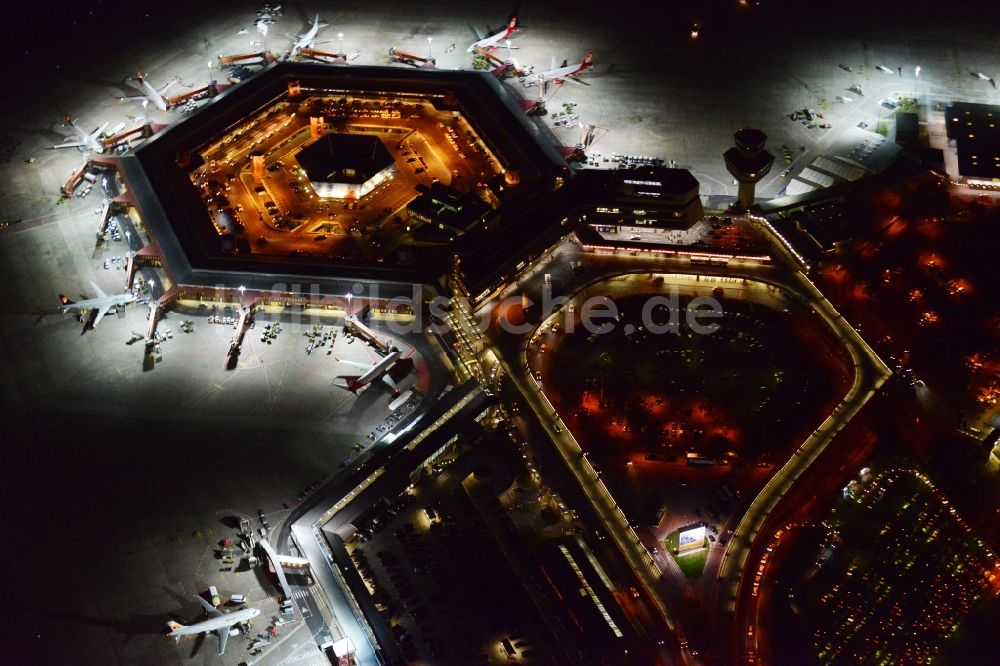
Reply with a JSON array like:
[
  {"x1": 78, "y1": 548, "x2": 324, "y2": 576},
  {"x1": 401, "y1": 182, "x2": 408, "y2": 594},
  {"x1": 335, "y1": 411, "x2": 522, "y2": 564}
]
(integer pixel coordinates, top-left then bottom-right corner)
[{"x1": 116, "y1": 62, "x2": 569, "y2": 296}]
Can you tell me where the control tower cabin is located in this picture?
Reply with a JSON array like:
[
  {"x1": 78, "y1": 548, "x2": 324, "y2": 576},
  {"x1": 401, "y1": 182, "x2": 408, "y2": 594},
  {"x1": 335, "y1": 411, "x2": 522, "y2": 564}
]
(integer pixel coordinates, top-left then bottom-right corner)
[{"x1": 724, "y1": 128, "x2": 774, "y2": 210}]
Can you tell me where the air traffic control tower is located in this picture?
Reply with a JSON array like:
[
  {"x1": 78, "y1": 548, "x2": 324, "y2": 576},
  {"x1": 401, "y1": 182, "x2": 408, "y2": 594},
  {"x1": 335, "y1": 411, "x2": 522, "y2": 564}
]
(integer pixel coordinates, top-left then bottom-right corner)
[{"x1": 724, "y1": 127, "x2": 774, "y2": 210}]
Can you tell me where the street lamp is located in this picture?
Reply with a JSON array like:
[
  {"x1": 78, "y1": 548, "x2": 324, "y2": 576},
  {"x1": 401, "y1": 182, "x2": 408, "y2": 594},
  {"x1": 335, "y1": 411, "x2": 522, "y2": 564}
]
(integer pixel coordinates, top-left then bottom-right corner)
[
  {"x1": 338, "y1": 32, "x2": 344, "y2": 56},
  {"x1": 142, "y1": 98, "x2": 149, "y2": 124},
  {"x1": 914, "y1": 65, "x2": 921, "y2": 100},
  {"x1": 427, "y1": 36, "x2": 434, "y2": 59},
  {"x1": 504, "y1": 39, "x2": 512, "y2": 63},
  {"x1": 207, "y1": 60, "x2": 214, "y2": 82}
]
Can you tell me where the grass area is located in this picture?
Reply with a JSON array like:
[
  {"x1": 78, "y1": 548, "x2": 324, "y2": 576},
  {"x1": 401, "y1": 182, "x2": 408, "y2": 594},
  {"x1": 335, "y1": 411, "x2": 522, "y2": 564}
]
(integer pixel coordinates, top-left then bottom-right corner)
[
  {"x1": 675, "y1": 546, "x2": 709, "y2": 581},
  {"x1": 665, "y1": 531, "x2": 709, "y2": 581}
]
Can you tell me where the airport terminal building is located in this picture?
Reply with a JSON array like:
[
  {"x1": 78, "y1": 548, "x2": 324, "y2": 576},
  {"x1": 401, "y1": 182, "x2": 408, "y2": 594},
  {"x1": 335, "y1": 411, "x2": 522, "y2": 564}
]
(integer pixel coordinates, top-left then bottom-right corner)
[{"x1": 102, "y1": 61, "x2": 723, "y2": 311}]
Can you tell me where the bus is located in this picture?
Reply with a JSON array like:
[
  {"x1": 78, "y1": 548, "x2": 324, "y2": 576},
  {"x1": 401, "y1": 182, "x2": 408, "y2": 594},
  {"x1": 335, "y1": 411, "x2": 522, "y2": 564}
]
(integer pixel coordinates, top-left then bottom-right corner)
[{"x1": 686, "y1": 453, "x2": 716, "y2": 467}]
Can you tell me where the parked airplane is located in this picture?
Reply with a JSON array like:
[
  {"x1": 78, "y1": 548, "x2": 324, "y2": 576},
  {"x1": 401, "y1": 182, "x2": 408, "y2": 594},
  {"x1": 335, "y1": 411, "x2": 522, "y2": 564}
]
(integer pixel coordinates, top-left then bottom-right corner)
[
  {"x1": 876, "y1": 65, "x2": 894, "y2": 74},
  {"x1": 51, "y1": 117, "x2": 108, "y2": 153},
  {"x1": 335, "y1": 350, "x2": 403, "y2": 394},
  {"x1": 121, "y1": 70, "x2": 176, "y2": 111},
  {"x1": 467, "y1": 16, "x2": 518, "y2": 52},
  {"x1": 521, "y1": 53, "x2": 593, "y2": 86},
  {"x1": 167, "y1": 595, "x2": 260, "y2": 656},
  {"x1": 289, "y1": 14, "x2": 328, "y2": 54},
  {"x1": 60, "y1": 282, "x2": 137, "y2": 328},
  {"x1": 835, "y1": 95, "x2": 853, "y2": 103}
]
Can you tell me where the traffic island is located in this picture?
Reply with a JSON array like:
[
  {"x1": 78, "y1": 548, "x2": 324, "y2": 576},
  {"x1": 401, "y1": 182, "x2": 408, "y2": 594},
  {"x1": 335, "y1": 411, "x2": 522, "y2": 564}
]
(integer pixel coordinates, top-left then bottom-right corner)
[{"x1": 667, "y1": 522, "x2": 709, "y2": 581}]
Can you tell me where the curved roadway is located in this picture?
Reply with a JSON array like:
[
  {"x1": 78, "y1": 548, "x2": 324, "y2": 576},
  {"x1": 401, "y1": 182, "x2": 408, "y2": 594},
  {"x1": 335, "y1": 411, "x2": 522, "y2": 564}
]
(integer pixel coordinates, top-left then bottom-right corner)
[{"x1": 482, "y1": 234, "x2": 890, "y2": 661}]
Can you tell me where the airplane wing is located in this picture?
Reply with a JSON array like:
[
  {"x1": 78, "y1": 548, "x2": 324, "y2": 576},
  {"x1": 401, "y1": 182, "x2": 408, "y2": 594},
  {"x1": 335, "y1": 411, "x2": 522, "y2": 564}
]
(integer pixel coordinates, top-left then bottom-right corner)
[
  {"x1": 157, "y1": 79, "x2": 177, "y2": 95},
  {"x1": 550, "y1": 55, "x2": 558, "y2": 71},
  {"x1": 562, "y1": 76, "x2": 590, "y2": 86},
  {"x1": 194, "y1": 594, "x2": 224, "y2": 618},
  {"x1": 92, "y1": 303, "x2": 112, "y2": 328},
  {"x1": 335, "y1": 358, "x2": 375, "y2": 372},
  {"x1": 90, "y1": 281, "x2": 108, "y2": 300},
  {"x1": 216, "y1": 625, "x2": 229, "y2": 655},
  {"x1": 120, "y1": 95, "x2": 146, "y2": 103},
  {"x1": 52, "y1": 141, "x2": 84, "y2": 149}
]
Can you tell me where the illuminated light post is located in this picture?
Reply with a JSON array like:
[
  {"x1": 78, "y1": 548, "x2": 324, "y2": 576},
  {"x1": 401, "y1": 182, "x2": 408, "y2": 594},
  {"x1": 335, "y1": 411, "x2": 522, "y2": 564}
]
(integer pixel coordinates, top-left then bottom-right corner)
[
  {"x1": 142, "y1": 98, "x2": 149, "y2": 124},
  {"x1": 914, "y1": 65, "x2": 921, "y2": 100},
  {"x1": 338, "y1": 32, "x2": 344, "y2": 56},
  {"x1": 504, "y1": 39, "x2": 512, "y2": 64},
  {"x1": 427, "y1": 36, "x2": 434, "y2": 60},
  {"x1": 207, "y1": 60, "x2": 213, "y2": 83}
]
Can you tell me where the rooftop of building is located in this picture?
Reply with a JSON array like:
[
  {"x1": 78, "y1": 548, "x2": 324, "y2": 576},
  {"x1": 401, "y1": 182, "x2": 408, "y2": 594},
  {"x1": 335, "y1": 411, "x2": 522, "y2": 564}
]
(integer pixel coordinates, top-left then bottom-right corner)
[
  {"x1": 117, "y1": 61, "x2": 569, "y2": 295},
  {"x1": 945, "y1": 101, "x2": 1000, "y2": 179}
]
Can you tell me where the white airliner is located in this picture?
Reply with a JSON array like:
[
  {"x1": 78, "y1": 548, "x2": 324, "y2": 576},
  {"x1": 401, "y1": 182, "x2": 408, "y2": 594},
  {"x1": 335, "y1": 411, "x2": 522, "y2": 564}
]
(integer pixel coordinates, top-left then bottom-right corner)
[
  {"x1": 121, "y1": 70, "x2": 176, "y2": 111},
  {"x1": 167, "y1": 595, "x2": 260, "y2": 656},
  {"x1": 289, "y1": 14, "x2": 328, "y2": 54},
  {"x1": 60, "y1": 282, "x2": 137, "y2": 328},
  {"x1": 335, "y1": 349, "x2": 402, "y2": 394},
  {"x1": 468, "y1": 16, "x2": 518, "y2": 52},
  {"x1": 521, "y1": 53, "x2": 594, "y2": 87},
  {"x1": 52, "y1": 117, "x2": 108, "y2": 153}
]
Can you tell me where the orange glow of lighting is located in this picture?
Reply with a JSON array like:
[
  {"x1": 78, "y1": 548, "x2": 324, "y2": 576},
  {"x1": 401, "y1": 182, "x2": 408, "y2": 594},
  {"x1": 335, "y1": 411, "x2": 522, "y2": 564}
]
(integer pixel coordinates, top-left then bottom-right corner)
[
  {"x1": 916, "y1": 216, "x2": 946, "y2": 239},
  {"x1": 919, "y1": 311, "x2": 940, "y2": 326},
  {"x1": 881, "y1": 215, "x2": 908, "y2": 238},
  {"x1": 918, "y1": 251, "x2": 946, "y2": 273},
  {"x1": 947, "y1": 278, "x2": 972, "y2": 296},
  {"x1": 822, "y1": 263, "x2": 848, "y2": 284}
]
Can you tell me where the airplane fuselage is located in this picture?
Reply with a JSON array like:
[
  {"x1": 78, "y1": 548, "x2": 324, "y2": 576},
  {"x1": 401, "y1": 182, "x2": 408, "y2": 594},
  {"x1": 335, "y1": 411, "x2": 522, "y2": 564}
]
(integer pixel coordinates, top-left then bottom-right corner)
[
  {"x1": 62, "y1": 294, "x2": 136, "y2": 314},
  {"x1": 141, "y1": 78, "x2": 169, "y2": 111},
  {"x1": 169, "y1": 607, "x2": 260, "y2": 638},
  {"x1": 468, "y1": 17, "x2": 517, "y2": 52},
  {"x1": 293, "y1": 16, "x2": 323, "y2": 52},
  {"x1": 357, "y1": 350, "x2": 401, "y2": 385},
  {"x1": 524, "y1": 53, "x2": 594, "y2": 85}
]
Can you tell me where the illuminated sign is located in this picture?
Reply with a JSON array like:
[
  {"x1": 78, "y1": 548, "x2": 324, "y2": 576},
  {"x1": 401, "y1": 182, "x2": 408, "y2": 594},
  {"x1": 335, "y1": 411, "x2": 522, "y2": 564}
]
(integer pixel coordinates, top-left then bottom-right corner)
[
  {"x1": 623, "y1": 179, "x2": 662, "y2": 186},
  {"x1": 678, "y1": 523, "x2": 706, "y2": 551}
]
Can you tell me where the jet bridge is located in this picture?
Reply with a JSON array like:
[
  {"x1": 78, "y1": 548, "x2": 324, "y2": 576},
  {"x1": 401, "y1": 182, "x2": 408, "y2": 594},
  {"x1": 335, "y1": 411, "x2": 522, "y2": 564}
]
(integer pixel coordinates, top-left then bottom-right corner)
[
  {"x1": 61, "y1": 160, "x2": 91, "y2": 197},
  {"x1": 217, "y1": 50, "x2": 276, "y2": 69},
  {"x1": 298, "y1": 48, "x2": 346, "y2": 65},
  {"x1": 258, "y1": 539, "x2": 293, "y2": 601},
  {"x1": 388, "y1": 47, "x2": 435, "y2": 68},
  {"x1": 344, "y1": 313, "x2": 393, "y2": 355}
]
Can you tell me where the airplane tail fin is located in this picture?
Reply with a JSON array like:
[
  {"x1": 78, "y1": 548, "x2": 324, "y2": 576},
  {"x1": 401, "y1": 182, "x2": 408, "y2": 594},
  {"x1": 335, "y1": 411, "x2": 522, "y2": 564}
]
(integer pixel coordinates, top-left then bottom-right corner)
[
  {"x1": 581, "y1": 52, "x2": 594, "y2": 70},
  {"x1": 166, "y1": 620, "x2": 184, "y2": 635},
  {"x1": 506, "y1": 17, "x2": 518, "y2": 36}
]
